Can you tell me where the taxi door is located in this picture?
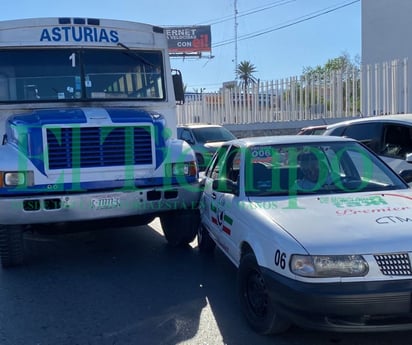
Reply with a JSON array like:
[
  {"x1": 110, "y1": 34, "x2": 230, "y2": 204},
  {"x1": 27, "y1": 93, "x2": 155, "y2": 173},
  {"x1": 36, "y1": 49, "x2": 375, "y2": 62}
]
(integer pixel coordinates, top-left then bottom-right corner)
[{"x1": 201, "y1": 144, "x2": 241, "y2": 263}]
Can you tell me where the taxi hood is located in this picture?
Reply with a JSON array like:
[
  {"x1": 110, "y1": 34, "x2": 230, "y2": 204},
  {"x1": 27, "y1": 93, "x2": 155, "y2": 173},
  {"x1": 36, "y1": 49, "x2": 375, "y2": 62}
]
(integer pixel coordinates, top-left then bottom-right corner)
[{"x1": 250, "y1": 191, "x2": 412, "y2": 255}]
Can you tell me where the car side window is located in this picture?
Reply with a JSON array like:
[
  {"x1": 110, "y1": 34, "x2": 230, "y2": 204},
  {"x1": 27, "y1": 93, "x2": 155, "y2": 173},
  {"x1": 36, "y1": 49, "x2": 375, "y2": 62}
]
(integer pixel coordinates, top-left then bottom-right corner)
[
  {"x1": 180, "y1": 129, "x2": 194, "y2": 143},
  {"x1": 342, "y1": 123, "x2": 382, "y2": 153},
  {"x1": 225, "y1": 147, "x2": 241, "y2": 184},
  {"x1": 207, "y1": 145, "x2": 229, "y2": 179},
  {"x1": 382, "y1": 124, "x2": 412, "y2": 159},
  {"x1": 207, "y1": 145, "x2": 241, "y2": 195}
]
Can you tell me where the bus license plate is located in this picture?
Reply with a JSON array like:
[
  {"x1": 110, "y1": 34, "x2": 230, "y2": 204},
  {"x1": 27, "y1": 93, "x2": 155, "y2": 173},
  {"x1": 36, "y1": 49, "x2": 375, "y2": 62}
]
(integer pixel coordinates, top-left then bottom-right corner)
[{"x1": 91, "y1": 196, "x2": 120, "y2": 209}]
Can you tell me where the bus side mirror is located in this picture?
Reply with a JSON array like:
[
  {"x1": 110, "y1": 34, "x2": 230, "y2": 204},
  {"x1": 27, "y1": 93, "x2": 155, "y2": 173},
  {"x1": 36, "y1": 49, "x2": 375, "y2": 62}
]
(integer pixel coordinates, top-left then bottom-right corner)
[{"x1": 172, "y1": 69, "x2": 185, "y2": 105}]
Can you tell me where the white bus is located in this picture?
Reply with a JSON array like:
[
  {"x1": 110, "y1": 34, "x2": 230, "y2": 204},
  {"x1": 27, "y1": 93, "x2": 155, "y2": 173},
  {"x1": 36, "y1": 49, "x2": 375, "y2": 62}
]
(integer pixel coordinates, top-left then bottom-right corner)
[{"x1": 0, "y1": 17, "x2": 201, "y2": 267}]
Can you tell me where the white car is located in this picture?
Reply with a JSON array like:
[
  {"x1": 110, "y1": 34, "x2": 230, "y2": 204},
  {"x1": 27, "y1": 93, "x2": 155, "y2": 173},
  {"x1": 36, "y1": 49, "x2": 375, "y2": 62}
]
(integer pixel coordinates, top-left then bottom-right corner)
[
  {"x1": 198, "y1": 135, "x2": 412, "y2": 334},
  {"x1": 323, "y1": 114, "x2": 412, "y2": 182}
]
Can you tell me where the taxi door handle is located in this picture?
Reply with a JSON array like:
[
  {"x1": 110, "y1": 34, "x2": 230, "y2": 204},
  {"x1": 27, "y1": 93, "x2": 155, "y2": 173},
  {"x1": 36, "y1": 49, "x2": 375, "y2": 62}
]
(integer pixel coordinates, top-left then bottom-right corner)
[{"x1": 211, "y1": 192, "x2": 217, "y2": 199}]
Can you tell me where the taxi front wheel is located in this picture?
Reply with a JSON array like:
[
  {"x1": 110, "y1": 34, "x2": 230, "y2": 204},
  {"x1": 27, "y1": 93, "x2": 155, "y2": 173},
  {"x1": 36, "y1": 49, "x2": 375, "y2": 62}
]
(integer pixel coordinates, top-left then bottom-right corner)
[{"x1": 238, "y1": 252, "x2": 291, "y2": 334}]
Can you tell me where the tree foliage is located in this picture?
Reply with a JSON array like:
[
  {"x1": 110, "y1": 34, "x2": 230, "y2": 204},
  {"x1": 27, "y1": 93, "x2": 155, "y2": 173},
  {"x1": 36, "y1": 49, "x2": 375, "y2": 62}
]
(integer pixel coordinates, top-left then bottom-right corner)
[
  {"x1": 302, "y1": 51, "x2": 360, "y2": 80},
  {"x1": 300, "y1": 51, "x2": 361, "y2": 113}
]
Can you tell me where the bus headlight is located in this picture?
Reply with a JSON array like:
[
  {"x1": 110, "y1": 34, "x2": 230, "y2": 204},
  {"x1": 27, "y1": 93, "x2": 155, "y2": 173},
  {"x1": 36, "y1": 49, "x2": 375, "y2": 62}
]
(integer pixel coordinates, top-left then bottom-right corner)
[
  {"x1": 290, "y1": 254, "x2": 369, "y2": 277},
  {"x1": 166, "y1": 161, "x2": 198, "y2": 177},
  {"x1": 172, "y1": 161, "x2": 197, "y2": 176},
  {"x1": 0, "y1": 171, "x2": 34, "y2": 187}
]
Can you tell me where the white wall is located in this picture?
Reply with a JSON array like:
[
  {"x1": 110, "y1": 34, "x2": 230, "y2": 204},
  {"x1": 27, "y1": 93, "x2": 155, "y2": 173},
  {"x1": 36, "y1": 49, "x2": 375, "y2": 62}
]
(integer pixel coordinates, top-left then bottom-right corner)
[
  {"x1": 362, "y1": 0, "x2": 412, "y2": 64},
  {"x1": 362, "y1": 0, "x2": 411, "y2": 114}
]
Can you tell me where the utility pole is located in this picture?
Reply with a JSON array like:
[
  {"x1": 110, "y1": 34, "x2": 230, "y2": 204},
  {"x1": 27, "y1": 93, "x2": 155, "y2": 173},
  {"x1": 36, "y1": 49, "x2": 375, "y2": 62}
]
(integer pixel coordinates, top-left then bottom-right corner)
[{"x1": 234, "y1": 0, "x2": 238, "y2": 82}]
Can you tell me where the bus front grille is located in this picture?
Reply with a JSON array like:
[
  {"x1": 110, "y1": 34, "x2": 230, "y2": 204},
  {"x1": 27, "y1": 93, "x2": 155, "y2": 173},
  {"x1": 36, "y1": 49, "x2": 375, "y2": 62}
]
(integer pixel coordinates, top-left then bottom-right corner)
[{"x1": 46, "y1": 125, "x2": 153, "y2": 169}]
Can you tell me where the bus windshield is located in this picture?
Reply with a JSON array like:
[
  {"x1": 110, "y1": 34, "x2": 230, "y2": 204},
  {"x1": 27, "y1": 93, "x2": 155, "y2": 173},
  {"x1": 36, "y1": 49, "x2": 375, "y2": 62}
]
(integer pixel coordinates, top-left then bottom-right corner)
[{"x1": 0, "y1": 48, "x2": 165, "y2": 102}]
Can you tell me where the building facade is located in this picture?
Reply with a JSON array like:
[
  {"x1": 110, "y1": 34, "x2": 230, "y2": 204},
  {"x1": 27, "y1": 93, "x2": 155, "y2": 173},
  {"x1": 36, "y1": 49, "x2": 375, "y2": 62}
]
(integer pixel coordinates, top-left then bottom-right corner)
[{"x1": 362, "y1": 0, "x2": 411, "y2": 115}]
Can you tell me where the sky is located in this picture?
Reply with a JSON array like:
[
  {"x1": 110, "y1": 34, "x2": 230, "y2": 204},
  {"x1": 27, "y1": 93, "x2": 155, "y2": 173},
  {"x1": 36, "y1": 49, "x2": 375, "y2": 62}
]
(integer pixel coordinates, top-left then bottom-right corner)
[{"x1": 0, "y1": 0, "x2": 361, "y2": 92}]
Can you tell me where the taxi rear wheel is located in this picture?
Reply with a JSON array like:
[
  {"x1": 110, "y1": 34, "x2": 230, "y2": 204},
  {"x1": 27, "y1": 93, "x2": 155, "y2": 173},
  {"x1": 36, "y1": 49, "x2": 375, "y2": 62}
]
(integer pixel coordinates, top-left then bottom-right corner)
[{"x1": 238, "y1": 252, "x2": 290, "y2": 334}]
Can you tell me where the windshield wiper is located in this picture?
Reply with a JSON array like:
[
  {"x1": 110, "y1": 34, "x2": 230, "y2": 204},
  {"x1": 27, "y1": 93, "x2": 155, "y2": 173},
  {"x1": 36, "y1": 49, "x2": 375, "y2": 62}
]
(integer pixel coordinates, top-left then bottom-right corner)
[{"x1": 117, "y1": 42, "x2": 156, "y2": 67}]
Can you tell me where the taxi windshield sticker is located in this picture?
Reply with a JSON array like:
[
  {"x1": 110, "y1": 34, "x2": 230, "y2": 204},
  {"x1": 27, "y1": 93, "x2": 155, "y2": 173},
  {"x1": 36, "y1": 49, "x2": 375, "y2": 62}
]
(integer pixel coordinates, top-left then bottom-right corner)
[{"x1": 319, "y1": 195, "x2": 388, "y2": 208}]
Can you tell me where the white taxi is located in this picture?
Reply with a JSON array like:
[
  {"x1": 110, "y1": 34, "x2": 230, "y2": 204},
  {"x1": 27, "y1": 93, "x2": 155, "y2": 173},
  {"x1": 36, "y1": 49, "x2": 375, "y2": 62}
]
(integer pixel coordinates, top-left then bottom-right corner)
[{"x1": 198, "y1": 135, "x2": 412, "y2": 334}]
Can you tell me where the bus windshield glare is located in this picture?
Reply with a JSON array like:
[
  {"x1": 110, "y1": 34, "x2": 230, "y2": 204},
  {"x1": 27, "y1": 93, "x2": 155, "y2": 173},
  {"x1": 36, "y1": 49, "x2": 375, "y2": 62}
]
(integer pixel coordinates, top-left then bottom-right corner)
[{"x1": 0, "y1": 49, "x2": 165, "y2": 102}]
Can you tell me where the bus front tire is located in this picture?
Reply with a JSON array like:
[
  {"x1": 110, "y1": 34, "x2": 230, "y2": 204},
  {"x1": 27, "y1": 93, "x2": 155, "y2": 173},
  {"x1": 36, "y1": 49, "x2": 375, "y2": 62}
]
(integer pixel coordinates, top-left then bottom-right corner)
[
  {"x1": 160, "y1": 210, "x2": 200, "y2": 246},
  {"x1": 0, "y1": 225, "x2": 24, "y2": 268}
]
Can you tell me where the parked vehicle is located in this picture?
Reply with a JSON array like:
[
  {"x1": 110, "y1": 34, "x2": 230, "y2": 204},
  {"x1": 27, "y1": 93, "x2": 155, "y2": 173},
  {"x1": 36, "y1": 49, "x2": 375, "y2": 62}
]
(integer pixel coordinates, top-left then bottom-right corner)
[
  {"x1": 177, "y1": 124, "x2": 236, "y2": 170},
  {"x1": 198, "y1": 135, "x2": 412, "y2": 334},
  {"x1": 323, "y1": 114, "x2": 412, "y2": 182},
  {"x1": 297, "y1": 124, "x2": 328, "y2": 135},
  {"x1": 0, "y1": 17, "x2": 201, "y2": 268}
]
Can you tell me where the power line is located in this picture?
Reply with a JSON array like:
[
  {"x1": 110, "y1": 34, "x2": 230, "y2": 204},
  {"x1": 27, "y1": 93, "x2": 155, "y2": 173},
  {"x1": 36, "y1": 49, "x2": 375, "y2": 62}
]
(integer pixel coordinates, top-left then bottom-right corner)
[
  {"x1": 198, "y1": 0, "x2": 296, "y2": 26},
  {"x1": 236, "y1": 0, "x2": 296, "y2": 22},
  {"x1": 213, "y1": 0, "x2": 360, "y2": 48}
]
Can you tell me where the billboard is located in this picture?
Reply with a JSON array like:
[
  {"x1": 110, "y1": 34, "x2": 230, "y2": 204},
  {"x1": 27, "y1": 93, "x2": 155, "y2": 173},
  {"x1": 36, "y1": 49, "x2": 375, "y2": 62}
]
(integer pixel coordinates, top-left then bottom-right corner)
[{"x1": 165, "y1": 26, "x2": 211, "y2": 54}]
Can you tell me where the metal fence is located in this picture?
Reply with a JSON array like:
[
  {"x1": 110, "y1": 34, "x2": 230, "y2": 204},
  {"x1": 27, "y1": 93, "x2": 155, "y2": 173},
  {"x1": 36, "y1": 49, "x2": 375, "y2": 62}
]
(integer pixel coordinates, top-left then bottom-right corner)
[{"x1": 177, "y1": 58, "x2": 408, "y2": 125}]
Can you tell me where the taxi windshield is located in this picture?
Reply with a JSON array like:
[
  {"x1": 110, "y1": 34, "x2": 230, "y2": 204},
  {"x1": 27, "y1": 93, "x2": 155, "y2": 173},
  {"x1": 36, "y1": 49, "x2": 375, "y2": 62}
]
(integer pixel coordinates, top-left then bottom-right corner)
[
  {"x1": 244, "y1": 141, "x2": 408, "y2": 196},
  {"x1": 0, "y1": 48, "x2": 165, "y2": 102}
]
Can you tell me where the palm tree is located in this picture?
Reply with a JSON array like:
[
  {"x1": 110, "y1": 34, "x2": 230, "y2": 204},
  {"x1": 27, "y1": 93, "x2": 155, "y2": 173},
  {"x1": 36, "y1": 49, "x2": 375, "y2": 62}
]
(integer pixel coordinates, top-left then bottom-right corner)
[{"x1": 236, "y1": 60, "x2": 258, "y2": 91}]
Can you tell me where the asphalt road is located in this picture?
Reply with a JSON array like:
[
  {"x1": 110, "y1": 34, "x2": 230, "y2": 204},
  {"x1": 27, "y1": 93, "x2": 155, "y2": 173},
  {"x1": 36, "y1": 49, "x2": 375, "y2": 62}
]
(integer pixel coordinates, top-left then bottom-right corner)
[{"x1": 0, "y1": 218, "x2": 410, "y2": 345}]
